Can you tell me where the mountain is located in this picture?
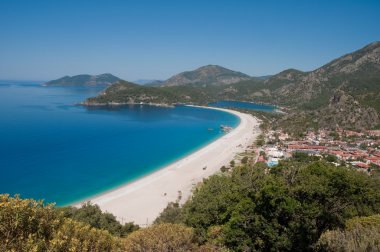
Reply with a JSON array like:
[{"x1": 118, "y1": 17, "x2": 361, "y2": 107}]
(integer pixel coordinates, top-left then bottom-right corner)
[
  {"x1": 44, "y1": 73, "x2": 121, "y2": 87},
  {"x1": 259, "y1": 42, "x2": 380, "y2": 131},
  {"x1": 258, "y1": 42, "x2": 380, "y2": 107},
  {"x1": 84, "y1": 42, "x2": 380, "y2": 130},
  {"x1": 161, "y1": 65, "x2": 251, "y2": 87}
]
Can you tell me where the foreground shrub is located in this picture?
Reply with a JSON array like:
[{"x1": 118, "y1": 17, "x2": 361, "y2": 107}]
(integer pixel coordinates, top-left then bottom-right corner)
[
  {"x1": 316, "y1": 215, "x2": 380, "y2": 251},
  {"x1": 49, "y1": 218, "x2": 122, "y2": 251},
  {"x1": 0, "y1": 194, "x2": 61, "y2": 251},
  {"x1": 124, "y1": 223, "x2": 195, "y2": 251},
  {"x1": 0, "y1": 194, "x2": 122, "y2": 252}
]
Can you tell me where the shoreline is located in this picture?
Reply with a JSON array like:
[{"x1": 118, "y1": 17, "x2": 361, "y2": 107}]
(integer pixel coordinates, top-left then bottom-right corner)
[
  {"x1": 74, "y1": 106, "x2": 261, "y2": 226},
  {"x1": 79, "y1": 101, "x2": 175, "y2": 108}
]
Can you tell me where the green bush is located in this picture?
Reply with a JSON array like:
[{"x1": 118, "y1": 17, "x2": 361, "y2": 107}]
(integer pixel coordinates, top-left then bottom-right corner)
[
  {"x1": 60, "y1": 202, "x2": 139, "y2": 237},
  {"x1": 0, "y1": 194, "x2": 122, "y2": 252},
  {"x1": 124, "y1": 223, "x2": 195, "y2": 252},
  {"x1": 157, "y1": 160, "x2": 380, "y2": 251},
  {"x1": 316, "y1": 215, "x2": 380, "y2": 251}
]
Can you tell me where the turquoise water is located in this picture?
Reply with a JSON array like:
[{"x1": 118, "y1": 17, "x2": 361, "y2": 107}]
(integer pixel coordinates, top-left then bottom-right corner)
[
  {"x1": 209, "y1": 100, "x2": 276, "y2": 112},
  {"x1": 267, "y1": 160, "x2": 279, "y2": 167},
  {"x1": 0, "y1": 81, "x2": 239, "y2": 205}
]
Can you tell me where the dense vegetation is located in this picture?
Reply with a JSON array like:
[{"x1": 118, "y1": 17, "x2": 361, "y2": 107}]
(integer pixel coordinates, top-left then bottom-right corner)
[
  {"x1": 2, "y1": 156, "x2": 380, "y2": 251},
  {"x1": 155, "y1": 158, "x2": 380, "y2": 251}
]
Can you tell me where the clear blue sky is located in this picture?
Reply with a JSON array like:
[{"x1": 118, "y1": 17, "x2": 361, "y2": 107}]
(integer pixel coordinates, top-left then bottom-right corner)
[{"x1": 0, "y1": 0, "x2": 379, "y2": 81}]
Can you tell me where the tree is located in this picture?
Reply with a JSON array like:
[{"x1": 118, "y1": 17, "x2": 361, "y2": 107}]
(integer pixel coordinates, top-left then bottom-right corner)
[
  {"x1": 154, "y1": 202, "x2": 183, "y2": 224},
  {"x1": 256, "y1": 134, "x2": 265, "y2": 146},
  {"x1": 182, "y1": 175, "x2": 240, "y2": 242},
  {"x1": 241, "y1": 156, "x2": 249, "y2": 164},
  {"x1": 325, "y1": 154, "x2": 338, "y2": 163},
  {"x1": 60, "y1": 202, "x2": 139, "y2": 237},
  {"x1": 229, "y1": 160, "x2": 235, "y2": 167},
  {"x1": 220, "y1": 166, "x2": 227, "y2": 173}
]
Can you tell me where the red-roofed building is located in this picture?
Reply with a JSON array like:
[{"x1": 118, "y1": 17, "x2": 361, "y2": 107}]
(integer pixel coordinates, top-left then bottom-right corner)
[
  {"x1": 373, "y1": 152, "x2": 380, "y2": 158},
  {"x1": 257, "y1": 156, "x2": 266, "y2": 163},
  {"x1": 288, "y1": 145, "x2": 327, "y2": 151},
  {"x1": 329, "y1": 150, "x2": 344, "y2": 156},
  {"x1": 371, "y1": 160, "x2": 380, "y2": 167},
  {"x1": 367, "y1": 130, "x2": 380, "y2": 137},
  {"x1": 366, "y1": 156, "x2": 380, "y2": 162},
  {"x1": 345, "y1": 131, "x2": 364, "y2": 137},
  {"x1": 355, "y1": 162, "x2": 369, "y2": 169}
]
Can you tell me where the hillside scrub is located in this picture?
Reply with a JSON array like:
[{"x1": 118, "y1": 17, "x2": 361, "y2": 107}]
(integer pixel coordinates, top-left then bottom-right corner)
[{"x1": 156, "y1": 159, "x2": 380, "y2": 251}]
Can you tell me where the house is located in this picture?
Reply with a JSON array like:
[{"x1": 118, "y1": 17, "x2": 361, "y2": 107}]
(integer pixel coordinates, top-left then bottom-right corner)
[
  {"x1": 354, "y1": 162, "x2": 369, "y2": 169},
  {"x1": 257, "y1": 156, "x2": 266, "y2": 163},
  {"x1": 367, "y1": 130, "x2": 380, "y2": 137}
]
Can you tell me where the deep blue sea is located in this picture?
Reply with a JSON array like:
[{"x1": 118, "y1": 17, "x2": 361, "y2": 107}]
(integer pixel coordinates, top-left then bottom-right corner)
[
  {"x1": 209, "y1": 100, "x2": 276, "y2": 112},
  {"x1": 0, "y1": 81, "x2": 240, "y2": 205}
]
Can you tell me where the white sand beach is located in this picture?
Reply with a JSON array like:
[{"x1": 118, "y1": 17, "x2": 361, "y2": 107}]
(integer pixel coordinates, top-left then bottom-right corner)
[{"x1": 76, "y1": 106, "x2": 261, "y2": 226}]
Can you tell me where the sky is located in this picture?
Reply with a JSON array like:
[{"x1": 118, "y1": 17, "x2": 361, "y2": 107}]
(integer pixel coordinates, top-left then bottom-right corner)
[{"x1": 0, "y1": 0, "x2": 379, "y2": 81}]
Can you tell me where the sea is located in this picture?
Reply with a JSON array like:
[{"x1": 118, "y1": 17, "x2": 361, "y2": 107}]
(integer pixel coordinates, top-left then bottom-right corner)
[{"x1": 0, "y1": 81, "x2": 270, "y2": 205}]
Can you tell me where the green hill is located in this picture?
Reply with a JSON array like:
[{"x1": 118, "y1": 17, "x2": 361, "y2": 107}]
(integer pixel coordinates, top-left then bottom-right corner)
[
  {"x1": 162, "y1": 65, "x2": 251, "y2": 87},
  {"x1": 44, "y1": 73, "x2": 121, "y2": 87}
]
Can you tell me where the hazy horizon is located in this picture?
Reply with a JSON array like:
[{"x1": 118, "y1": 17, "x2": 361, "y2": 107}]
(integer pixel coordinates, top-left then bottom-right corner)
[{"x1": 1, "y1": 0, "x2": 379, "y2": 81}]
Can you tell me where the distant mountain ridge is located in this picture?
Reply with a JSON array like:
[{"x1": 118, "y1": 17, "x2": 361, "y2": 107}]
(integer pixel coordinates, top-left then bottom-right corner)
[
  {"x1": 161, "y1": 65, "x2": 251, "y2": 87},
  {"x1": 84, "y1": 41, "x2": 380, "y2": 130},
  {"x1": 259, "y1": 41, "x2": 380, "y2": 107},
  {"x1": 44, "y1": 73, "x2": 121, "y2": 87},
  {"x1": 256, "y1": 41, "x2": 380, "y2": 130}
]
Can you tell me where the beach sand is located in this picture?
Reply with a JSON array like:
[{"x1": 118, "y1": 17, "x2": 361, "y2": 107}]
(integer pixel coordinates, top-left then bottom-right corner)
[{"x1": 76, "y1": 107, "x2": 261, "y2": 226}]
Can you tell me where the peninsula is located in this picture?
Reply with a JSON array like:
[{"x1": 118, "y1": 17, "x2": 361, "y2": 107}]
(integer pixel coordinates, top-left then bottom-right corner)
[{"x1": 43, "y1": 73, "x2": 121, "y2": 87}]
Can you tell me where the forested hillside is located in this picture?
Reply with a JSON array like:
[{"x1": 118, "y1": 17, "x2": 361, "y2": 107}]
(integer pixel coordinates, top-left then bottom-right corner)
[{"x1": 44, "y1": 74, "x2": 121, "y2": 87}]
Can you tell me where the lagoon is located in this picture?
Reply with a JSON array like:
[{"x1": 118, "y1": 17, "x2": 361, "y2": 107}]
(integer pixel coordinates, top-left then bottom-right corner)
[
  {"x1": 0, "y1": 81, "x2": 240, "y2": 205},
  {"x1": 0, "y1": 82, "x2": 273, "y2": 206},
  {"x1": 209, "y1": 100, "x2": 275, "y2": 112}
]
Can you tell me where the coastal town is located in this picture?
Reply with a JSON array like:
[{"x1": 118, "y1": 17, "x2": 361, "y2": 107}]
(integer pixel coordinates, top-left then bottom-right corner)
[{"x1": 256, "y1": 128, "x2": 380, "y2": 176}]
